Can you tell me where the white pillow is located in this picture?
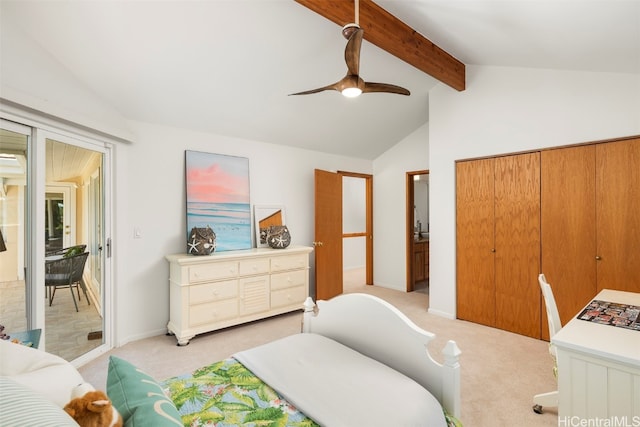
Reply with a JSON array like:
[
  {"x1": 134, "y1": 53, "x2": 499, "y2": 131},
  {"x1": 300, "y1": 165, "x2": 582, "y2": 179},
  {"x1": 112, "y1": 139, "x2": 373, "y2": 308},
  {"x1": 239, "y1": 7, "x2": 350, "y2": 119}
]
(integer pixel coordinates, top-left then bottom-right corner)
[
  {"x1": 0, "y1": 340, "x2": 84, "y2": 407},
  {"x1": 0, "y1": 377, "x2": 79, "y2": 426}
]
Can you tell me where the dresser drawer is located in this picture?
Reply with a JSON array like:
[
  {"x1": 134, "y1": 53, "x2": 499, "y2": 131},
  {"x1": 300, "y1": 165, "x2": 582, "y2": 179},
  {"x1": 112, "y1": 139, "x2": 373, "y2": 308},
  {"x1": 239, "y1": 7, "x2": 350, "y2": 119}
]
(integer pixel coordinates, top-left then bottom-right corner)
[
  {"x1": 270, "y1": 269, "x2": 307, "y2": 291},
  {"x1": 189, "y1": 261, "x2": 238, "y2": 282},
  {"x1": 189, "y1": 280, "x2": 237, "y2": 305},
  {"x1": 271, "y1": 285, "x2": 306, "y2": 309},
  {"x1": 271, "y1": 254, "x2": 308, "y2": 272},
  {"x1": 189, "y1": 299, "x2": 238, "y2": 327},
  {"x1": 239, "y1": 258, "x2": 270, "y2": 276}
]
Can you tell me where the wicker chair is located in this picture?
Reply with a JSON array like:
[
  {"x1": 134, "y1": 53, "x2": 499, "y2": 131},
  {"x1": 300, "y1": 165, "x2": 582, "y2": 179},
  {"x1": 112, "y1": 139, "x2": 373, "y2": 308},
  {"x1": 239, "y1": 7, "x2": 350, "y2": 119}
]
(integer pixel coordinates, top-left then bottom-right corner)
[{"x1": 44, "y1": 251, "x2": 90, "y2": 312}]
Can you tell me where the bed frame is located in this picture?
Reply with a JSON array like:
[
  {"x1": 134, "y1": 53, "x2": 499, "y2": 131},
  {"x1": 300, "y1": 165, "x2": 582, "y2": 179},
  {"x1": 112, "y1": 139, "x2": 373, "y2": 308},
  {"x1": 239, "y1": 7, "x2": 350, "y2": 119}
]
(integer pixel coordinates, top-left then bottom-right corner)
[{"x1": 302, "y1": 293, "x2": 461, "y2": 419}]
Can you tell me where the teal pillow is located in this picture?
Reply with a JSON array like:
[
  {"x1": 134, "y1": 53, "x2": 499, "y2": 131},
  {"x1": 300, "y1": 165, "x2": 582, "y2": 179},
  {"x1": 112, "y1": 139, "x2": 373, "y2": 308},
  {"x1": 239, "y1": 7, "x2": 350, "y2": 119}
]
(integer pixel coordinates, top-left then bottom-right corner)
[{"x1": 107, "y1": 356, "x2": 183, "y2": 427}]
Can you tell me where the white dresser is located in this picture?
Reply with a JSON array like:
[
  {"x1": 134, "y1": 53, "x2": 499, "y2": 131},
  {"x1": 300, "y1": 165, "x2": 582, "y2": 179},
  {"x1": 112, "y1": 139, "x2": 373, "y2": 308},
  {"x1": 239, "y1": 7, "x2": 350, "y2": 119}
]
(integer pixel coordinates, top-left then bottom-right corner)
[
  {"x1": 166, "y1": 246, "x2": 313, "y2": 345},
  {"x1": 552, "y1": 289, "x2": 640, "y2": 421}
]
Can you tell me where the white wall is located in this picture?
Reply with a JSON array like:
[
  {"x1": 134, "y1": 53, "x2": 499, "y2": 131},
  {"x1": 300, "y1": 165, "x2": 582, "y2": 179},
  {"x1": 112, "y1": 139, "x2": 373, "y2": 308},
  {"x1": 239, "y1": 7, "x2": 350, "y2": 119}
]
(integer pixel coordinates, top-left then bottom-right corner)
[
  {"x1": 114, "y1": 121, "x2": 372, "y2": 343},
  {"x1": 0, "y1": 19, "x2": 132, "y2": 141},
  {"x1": 428, "y1": 65, "x2": 640, "y2": 318},
  {"x1": 372, "y1": 123, "x2": 429, "y2": 290}
]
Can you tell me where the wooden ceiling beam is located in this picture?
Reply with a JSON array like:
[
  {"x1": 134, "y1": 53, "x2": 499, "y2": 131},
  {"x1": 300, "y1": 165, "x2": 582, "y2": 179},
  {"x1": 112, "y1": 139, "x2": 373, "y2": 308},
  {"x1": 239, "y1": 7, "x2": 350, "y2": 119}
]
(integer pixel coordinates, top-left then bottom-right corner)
[{"x1": 294, "y1": 0, "x2": 465, "y2": 91}]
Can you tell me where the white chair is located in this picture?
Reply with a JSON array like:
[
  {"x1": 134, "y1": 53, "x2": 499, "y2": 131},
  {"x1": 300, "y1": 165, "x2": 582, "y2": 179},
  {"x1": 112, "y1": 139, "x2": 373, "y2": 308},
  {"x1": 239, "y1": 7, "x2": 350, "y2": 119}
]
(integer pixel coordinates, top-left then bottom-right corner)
[{"x1": 533, "y1": 273, "x2": 562, "y2": 414}]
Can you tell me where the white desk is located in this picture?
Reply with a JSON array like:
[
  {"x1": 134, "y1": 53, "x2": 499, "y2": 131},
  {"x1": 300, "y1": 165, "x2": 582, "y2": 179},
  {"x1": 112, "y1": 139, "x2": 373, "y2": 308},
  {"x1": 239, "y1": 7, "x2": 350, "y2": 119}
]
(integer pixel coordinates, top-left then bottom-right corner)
[{"x1": 552, "y1": 289, "x2": 640, "y2": 421}]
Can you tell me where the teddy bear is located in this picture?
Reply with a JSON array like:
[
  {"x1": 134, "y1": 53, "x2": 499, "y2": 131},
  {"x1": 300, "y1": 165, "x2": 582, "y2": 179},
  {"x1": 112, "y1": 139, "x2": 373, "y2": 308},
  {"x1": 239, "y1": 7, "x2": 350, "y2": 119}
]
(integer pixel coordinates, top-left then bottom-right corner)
[{"x1": 63, "y1": 383, "x2": 123, "y2": 427}]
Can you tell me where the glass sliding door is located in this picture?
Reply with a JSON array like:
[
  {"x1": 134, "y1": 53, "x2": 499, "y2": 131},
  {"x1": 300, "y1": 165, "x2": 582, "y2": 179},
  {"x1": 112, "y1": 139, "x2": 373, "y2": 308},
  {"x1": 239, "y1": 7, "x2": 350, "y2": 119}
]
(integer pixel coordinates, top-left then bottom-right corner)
[
  {"x1": 1, "y1": 114, "x2": 112, "y2": 363},
  {"x1": 43, "y1": 137, "x2": 106, "y2": 361},
  {"x1": 0, "y1": 121, "x2": 30, "y2": 335},
  {"x1": 88, "y1": 168, "x2": 103, "y2": 314}
]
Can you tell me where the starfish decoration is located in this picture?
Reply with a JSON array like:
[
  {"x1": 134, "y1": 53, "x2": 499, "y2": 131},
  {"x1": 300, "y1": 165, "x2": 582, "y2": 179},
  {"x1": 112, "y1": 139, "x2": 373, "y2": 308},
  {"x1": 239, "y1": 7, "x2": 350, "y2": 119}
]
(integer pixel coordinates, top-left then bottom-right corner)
[
  {"x1": 188, "y1": 239, "x2": 200, "y2": 253},
  {"x1": 271, "y1": 235, "x2": 288, "y2": 248}
]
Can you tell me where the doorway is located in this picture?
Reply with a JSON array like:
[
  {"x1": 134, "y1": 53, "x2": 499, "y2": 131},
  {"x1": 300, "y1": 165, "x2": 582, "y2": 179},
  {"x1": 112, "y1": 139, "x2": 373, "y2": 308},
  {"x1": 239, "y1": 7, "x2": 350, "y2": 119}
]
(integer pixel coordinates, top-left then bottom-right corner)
[
  {"x1": 45, "y1": 183, "x2": 76, "y2": 253},
  {"x1": 0, "y1": 118, "x2": 112, "y2": 363},
  {"x1": 342, "y1": 173, "x2": 372, "y2": 288},
  {"x1": 314, "y1": 169, "x2": 372, "y2": 300},
  {"x1": 406, "y1": 170, "x2": 429, "y2": 292}
]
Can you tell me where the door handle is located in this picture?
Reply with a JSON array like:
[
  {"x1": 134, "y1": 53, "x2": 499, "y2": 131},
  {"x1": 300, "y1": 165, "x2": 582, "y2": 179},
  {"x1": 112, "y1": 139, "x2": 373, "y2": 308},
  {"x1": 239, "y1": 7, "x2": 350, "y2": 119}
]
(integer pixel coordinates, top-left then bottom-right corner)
[{"x1": 313, "y1": 241, "x2": 323, "y2": 247}]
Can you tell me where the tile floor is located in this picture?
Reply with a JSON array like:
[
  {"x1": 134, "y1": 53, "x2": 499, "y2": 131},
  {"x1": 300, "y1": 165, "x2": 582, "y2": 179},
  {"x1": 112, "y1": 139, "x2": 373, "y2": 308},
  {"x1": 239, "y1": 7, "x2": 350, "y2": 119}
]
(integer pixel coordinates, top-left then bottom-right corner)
[{"x1": 0, "y1": 279, "x2": 102, "y2": 361}]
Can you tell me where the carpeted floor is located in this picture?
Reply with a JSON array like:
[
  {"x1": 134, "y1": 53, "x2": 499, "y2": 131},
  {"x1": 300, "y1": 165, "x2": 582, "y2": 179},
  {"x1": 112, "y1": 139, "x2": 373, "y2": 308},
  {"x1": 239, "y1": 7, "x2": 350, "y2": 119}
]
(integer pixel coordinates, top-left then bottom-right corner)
[{"x1": 79, "y1": 269, "x2": 558, "y2": 426}]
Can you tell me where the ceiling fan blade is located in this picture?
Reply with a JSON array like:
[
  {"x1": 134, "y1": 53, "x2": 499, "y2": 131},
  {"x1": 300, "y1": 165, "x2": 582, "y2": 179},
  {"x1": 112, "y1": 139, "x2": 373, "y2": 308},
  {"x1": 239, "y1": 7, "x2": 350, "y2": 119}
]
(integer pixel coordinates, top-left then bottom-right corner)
[
  {"x1": 344, "y1": 28, "x2": 363, "y2": 76},
  {"x1": 363, "y1": 82, "x2": 411, "y2": 96},
  {"x1": 289, "y1": 82, "x2": 340, "y2": 96}
]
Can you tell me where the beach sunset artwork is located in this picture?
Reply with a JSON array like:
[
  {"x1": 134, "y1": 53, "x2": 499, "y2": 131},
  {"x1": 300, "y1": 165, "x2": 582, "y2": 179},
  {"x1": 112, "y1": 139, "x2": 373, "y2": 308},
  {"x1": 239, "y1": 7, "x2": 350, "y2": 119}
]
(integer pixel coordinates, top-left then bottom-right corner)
[{"x1": 185, "y1": 151, "x2": 252, "y2": 251}]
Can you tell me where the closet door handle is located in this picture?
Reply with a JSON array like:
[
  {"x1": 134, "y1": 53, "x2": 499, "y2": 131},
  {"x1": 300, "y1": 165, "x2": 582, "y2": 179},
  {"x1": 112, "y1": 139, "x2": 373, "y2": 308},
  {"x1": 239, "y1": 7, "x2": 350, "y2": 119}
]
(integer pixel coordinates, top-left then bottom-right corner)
[
  {"x1": 595, "y1": 256, "x2": 602, "y2": 260},
  {"x1": 491, "y1": 248, "x2": 496, "y2": 253}
]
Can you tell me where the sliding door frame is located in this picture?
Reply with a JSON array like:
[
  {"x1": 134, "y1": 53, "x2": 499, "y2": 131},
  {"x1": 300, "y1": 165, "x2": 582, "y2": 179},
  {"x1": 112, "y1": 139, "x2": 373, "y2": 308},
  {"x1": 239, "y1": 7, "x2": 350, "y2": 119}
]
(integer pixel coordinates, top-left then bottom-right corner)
[{"x1": 1, "y1": 107, "x2": 115, "y2": 365}]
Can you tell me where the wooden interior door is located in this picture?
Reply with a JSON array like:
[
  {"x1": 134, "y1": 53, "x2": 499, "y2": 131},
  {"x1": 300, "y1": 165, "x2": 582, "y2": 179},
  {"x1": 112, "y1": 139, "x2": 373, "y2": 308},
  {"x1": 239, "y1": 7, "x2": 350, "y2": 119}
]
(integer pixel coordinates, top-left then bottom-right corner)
[
  {"x1": 494, "y1": 153, "x2": 541, "y2": 339},
  {"x1": 540, "y1": 145, "x2": 597, "y2": 340},
  {"x1": 456, "y1": 159, "x2": 496, "y2": 327},
  {"x1": 314, "y1": 169, "x2": 343, "y2": 300},
  {"x1": 596, "y1": 138, "x2": 640, "y2": 292}
]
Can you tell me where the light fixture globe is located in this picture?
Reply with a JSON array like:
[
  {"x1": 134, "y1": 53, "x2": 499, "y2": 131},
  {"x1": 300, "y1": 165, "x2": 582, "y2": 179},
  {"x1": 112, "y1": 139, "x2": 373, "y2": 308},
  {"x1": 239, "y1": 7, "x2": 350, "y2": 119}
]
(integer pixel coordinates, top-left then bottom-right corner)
[
  {"x1": 339, "y1": 74, "x2": 364, "y2": 98},
  {"x1": 342, "y1": 87, "x2": 362, "y2": 98}
]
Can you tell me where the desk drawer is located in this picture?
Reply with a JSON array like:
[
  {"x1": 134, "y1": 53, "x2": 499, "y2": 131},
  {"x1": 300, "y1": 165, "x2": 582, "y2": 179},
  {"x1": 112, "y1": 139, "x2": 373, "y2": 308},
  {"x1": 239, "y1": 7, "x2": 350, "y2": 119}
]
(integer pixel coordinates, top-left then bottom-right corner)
[
  {"x1": 189, "y1": 299, "x2": 238, "y2": 327},
  {"x1": 271, "y1": 254, "x2": 308, "y2": 272},
  {"x1": 239, "y1": 258, "x2": 270, "y2": 276},
  {"x1": 189, "y1": 261, "x2": 238, "y2": 282},
  {"x1": 271, "y1": 269, "x2": 307, "y2": 291},
  {"x1": 271, "y1": 285, "x2": 306, "y2": 309},
  {"x1": 190, "y1": 280, "x2": 237, "y2": 304}
]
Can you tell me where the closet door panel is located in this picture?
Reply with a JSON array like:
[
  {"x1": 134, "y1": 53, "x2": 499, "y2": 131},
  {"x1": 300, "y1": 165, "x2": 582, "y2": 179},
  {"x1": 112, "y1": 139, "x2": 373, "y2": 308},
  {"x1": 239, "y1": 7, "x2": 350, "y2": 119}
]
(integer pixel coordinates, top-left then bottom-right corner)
[
  {"x1": 456, "y1": 159, "x2": 495, "y2": 326},
  {"x1": 541, "y1": 146, "x2": 597, "y2": 340},
  {"x1": 596, "y1": 138, "x2": 640, "y2": 292},
  {"x1": 494, "y1": 153, "x2": 541, "y2": 338}
]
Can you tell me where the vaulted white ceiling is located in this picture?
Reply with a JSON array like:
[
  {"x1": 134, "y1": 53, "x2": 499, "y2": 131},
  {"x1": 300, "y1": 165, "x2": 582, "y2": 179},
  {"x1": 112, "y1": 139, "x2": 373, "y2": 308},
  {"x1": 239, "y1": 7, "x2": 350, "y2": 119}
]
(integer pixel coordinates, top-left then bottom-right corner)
[{"x1": 1, "y1": 1, "x2": 639, "y2": 160}]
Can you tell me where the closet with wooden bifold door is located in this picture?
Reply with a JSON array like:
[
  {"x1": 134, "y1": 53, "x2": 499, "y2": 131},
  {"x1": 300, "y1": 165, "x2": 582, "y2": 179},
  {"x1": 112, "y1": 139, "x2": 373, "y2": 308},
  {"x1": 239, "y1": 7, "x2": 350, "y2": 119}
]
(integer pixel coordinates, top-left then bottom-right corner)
[
  {"x1": 540, "y1": 137, "x2": 640, "y2": 340},
  {"x1": 457, "y1": 136, "x2": 639, "y2": 340},
  {"x1": 456, "y1": 152, "x2": 541, "y2": 339}
]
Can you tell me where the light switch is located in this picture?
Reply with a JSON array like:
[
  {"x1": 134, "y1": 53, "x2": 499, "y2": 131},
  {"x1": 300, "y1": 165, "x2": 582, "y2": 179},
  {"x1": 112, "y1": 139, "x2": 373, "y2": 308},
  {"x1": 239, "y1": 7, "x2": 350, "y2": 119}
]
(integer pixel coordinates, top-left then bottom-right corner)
[{"x1": 134, "y1": 227, "x2": 142, "y2": 239}]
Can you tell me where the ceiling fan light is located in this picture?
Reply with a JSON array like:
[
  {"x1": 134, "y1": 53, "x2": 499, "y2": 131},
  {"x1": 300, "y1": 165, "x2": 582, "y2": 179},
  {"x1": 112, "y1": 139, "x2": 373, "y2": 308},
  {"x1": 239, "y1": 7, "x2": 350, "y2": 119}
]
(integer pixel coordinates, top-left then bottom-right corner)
[{"x1": 342, "y1": 87, "x2": 362, "y2": 98}]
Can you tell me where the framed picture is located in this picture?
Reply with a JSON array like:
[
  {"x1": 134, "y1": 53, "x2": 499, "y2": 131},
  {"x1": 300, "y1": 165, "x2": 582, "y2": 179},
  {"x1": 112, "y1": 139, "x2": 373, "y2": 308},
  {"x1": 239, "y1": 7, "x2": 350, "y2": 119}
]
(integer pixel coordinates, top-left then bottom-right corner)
[
  {"x1": 185, "y1": 151, "x2": 252, "y2": 252},
  {"x1": 254, "y1": 205, "x2": 286, "y2": 248}
]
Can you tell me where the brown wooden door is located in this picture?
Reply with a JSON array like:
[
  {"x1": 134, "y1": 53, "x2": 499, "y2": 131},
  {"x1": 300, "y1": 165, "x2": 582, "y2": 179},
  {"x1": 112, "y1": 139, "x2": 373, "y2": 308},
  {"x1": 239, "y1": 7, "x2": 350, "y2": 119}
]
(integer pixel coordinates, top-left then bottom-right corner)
[
  {"x1": 541, "y1": 145, "x2": 597, "y2": 340},
  {"x1": 314, "y1": 169, "x2": 343, "y2": 300},
  {"x1": 456, "y1": 158, "x2": 496, "y2": 327},
  {"x1": 494, "y1": 153, "x2": 541, "y2": 339},
  {"x1": 596, "y1": 138, "x2": 640, "y2": 292}
]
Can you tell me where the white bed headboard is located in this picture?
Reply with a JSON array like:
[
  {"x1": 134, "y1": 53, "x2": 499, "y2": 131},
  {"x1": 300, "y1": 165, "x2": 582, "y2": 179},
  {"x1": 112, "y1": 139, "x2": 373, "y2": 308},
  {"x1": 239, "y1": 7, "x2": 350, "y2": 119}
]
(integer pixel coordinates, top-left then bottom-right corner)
[{"x1": 302, "y1": 293, "x2": 461, "y2": 418}]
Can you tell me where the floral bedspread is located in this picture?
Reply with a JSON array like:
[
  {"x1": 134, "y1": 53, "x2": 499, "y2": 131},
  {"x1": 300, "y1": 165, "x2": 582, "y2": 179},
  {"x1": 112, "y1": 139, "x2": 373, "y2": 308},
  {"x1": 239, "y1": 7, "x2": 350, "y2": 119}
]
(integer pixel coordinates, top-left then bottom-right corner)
[
  {"x1": 162, "y1": 357, "x2": 319, "y2": 427},
  {"x1": 162, "y1": 357, "x2": 462, "y2": 427}
]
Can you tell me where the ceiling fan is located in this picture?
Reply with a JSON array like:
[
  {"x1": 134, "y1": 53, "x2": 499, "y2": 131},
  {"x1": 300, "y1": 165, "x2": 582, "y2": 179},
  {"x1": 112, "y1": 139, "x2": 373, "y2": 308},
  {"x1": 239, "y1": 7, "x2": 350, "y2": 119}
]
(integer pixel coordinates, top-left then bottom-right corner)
[{"x1": 289, "y1": 0, "x2": 410, "y2": 98}]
